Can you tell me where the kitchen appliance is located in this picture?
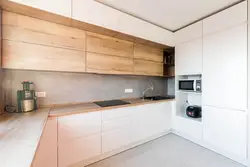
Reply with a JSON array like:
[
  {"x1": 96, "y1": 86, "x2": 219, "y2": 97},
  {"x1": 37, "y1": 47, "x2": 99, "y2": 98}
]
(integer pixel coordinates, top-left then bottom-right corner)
[
  {"x1": 178, "y1": 79, "x2": 201, "y2": 92},
  {"x1": 186, "y1": 105, "x2": 202, "y2": 118},
  {"x1": 94, "y1": 100, "x2": 130, "y2": 107},
  {"x1": 17, "y1": 81, "x2": 37, "y2": 112}
]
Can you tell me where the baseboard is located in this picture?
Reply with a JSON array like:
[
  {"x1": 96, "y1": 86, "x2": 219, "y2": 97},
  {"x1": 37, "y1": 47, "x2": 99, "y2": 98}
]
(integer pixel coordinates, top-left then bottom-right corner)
[
  {"x1": 71, "y1": 130, "x2": 172, "y2": 167},
  {"x1": 172, "y1": 130, "x2": 247, "y2": 166}
]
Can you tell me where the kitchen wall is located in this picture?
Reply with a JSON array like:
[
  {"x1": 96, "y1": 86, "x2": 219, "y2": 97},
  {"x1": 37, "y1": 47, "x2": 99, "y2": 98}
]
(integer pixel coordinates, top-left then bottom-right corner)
[{"x1": 2, "y1": 70, "x2": 169, "y2": 107}]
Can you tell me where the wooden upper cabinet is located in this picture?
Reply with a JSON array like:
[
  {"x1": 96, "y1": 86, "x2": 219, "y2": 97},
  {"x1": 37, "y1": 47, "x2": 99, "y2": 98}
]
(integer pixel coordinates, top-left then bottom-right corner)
[
  {"x1": 2, "y1": 11, "x2": 86, "y2": 72},
  {"x1": 86, "y1": 32, "x2": 134, "y2": 58},
  {"x1": 134, "y1": 44, "x2": 163, "y2": 63},
  {"x1": 134, "y1": 59, "x2": 163, "y2": 76},
  {"x1": 3, "y1": 40, "x2": 86, "y2": 72},
  {"x1": 86, "y1": 52, "x2": 133, "y2": 75}
]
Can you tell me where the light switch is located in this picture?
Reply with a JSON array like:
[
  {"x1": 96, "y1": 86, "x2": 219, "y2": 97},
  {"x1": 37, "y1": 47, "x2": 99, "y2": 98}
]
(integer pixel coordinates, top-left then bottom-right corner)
[{"x1": 35, "y1": 92, "x2": 46, "y2": 97}]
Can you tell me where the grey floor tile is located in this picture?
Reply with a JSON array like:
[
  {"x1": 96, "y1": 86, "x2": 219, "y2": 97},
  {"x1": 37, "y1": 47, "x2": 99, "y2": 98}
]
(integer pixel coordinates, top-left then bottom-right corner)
[{"x1": 87, "y1": 134, "x2": 245, "y2": 167}]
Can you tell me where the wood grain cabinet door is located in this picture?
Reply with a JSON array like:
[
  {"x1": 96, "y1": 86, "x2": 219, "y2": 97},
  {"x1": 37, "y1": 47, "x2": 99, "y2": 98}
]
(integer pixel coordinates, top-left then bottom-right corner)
[
  {"x1": 133, "y1": 59, "x2": 163, "y2": 76},
  {"x1": 134, "y1": 44, "x2": 163, "y2": 62},
  {"x1": 86, "y1": 32, "x2": 134, "y2": 58},
  {"x1": 86, "y1": 52, "x2": 133, "y2": 74}
]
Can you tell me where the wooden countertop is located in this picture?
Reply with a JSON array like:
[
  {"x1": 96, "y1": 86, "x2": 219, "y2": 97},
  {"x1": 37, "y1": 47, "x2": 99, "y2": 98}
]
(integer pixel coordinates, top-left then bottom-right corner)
[
  {"x1": 49, "y1": 98, "x2": 175, "y2": 117},
  {"x1": 0, "y1": 108, "x2": 50, "y2": 167}
]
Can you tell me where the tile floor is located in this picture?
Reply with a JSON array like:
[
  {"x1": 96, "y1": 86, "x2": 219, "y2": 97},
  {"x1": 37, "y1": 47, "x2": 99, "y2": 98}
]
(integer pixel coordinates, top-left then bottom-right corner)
[{"x1": 87, "y1": 134, "x2": 245, "y2": 167}]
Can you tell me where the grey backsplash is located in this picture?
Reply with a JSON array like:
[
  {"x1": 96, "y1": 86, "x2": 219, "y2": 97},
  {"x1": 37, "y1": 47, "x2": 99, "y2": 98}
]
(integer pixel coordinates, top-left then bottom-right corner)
[{"x1": 2, "y1": 70, "x2": 174, "y2": 107}]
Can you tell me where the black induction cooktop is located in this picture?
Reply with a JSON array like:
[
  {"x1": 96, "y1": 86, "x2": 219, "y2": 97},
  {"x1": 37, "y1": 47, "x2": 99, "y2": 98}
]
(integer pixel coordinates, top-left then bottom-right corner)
[{"x1": 94, "y1": 100, "x2": 131, "y2": 107}]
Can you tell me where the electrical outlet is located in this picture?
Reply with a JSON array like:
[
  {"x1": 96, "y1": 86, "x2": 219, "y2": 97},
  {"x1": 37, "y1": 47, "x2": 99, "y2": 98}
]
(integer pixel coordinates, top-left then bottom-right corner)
[
  {"x1": 125, "y1": 89, "x2": 133, "y2": 93},
  {"x1": 35, "y1": 92, "x2": 46, "y2": 97}
]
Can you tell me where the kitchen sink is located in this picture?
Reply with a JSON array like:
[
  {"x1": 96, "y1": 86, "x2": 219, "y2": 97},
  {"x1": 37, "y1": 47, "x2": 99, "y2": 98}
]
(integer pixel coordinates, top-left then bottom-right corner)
[{"x1": 141, "y1": 95, "x2": 175, "y2": 101}]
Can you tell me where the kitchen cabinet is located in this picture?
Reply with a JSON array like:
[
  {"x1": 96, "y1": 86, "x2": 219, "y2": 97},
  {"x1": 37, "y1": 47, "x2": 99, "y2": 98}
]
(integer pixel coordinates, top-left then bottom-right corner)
[
  {"x1": 58, "y1": 111, "x2": 101, "y2": 143},
  {"x1": 8, "y1": 0, "x2": 72, "y2": 17},
  {"x1": 203, "y1": 106, "x2": 247, "y2": 160},
  {"x1": 173, "y1": 116, "x2": 202, "y2": 142},
  {"x1": 72, "y1": 0, "x2": 174, "y2": 46},
  {"x1": 2, "y1": 11, "x2": 86, "y2": 72},
  {"x1": 175, "y1": 21, "x2": 202, "y2": 45},
  {"x1": 2, "y1": 40, "x2": 86, "y2": 72},
  {"x1": 86, "y1": 52, "x2": 133, "y2": 75},
  {"x1": 175, "y1": 38, "x2": 202, "y2": 75},
  {"x1": 58, "y1": 112, "x2": 101, "y2": 167},
  {"x1": 203, "y1": 23, "x2": 247, "y2": 110},
  {"x1": 203, "y1": 1, "x2": 247, "y2": 36},
  {"x1": 134, "y1": 59, "x2": 163, "y2": 76},
  {"x1": 101, "y1": 102, "x2": 172, "y2": 154},
  {"x1": 32, "y1": 118, "x2": 57, "y2": 167},
  {"x1": 58, "y1": 134, "x2": 101, "y2": 167},
  {"x1": 86, "y1": 32, "x2": 134, "y2": 58},
  {"x1": 132, "y1": 102, "x2": 172, "y2": 142},
  {"x1": 134, "y1": 44, "x2": 163, "y2": 62}
]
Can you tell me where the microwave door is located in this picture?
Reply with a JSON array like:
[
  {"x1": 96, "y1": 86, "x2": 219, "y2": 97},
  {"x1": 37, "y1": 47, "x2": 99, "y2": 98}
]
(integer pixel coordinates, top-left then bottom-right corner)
[{"x1": 179, "y1": 80, "x2": 194, "y2": 91}]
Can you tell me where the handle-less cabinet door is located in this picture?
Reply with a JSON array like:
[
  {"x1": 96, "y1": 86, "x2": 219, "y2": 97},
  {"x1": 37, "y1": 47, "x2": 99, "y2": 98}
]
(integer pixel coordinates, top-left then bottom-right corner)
[
  {"x1": 175, "y1": 38, "x2": 202, "y2": 75},
  {"x1": 203, "y1": 106, "x2": 247, "y2": 160},
  {"x1": 203, "y1": 23, "x2": 247, "y2": 110},
  {"x1": 8, "y1": 0, "x2": 71, "y2": 17}
]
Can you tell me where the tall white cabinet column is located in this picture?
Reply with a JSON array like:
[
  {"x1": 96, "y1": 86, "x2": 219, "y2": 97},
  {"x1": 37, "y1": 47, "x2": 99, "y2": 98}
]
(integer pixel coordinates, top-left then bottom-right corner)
[{"x1": 202, "y1": 1, "x2": 247, "y2": 163}]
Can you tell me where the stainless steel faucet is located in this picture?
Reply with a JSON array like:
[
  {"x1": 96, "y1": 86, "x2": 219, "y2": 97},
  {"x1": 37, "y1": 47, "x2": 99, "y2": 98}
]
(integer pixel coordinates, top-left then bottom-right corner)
[{"x1": 141, "y1": 80, "x2": 154, "y2": 99}]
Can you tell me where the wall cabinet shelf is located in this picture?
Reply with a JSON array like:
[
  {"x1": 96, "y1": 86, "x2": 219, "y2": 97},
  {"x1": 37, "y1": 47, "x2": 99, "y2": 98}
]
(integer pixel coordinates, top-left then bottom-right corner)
[{"x1": 163, "y1": 47, "x2": 175, "y2": 77}]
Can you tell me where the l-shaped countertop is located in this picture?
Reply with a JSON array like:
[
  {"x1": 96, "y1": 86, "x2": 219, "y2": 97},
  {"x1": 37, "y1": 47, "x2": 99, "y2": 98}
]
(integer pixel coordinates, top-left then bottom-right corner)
[{"x1": 0, "y1": 98, "x2": 175, "y2": 167}]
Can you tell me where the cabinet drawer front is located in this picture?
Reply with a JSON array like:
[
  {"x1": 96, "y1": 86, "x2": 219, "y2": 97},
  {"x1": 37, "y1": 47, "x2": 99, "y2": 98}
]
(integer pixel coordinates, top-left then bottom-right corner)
[
  {"x1": 134, "y1": 59, "x2": 163, "y2": 76},
  {"x1": 58, "y1": 134, "x2": 101, "y2": 167},
  {"x1": 86, "y1": 52, "x2": 133, "y2": 75},
  {"x1": 203, "y1": 1, "x2": 247, "y2": 35},
  {"x1": 58, "y1": 112, "x2": 101, "y2": 142},
  {"x1": 86, "y1": 32, "x2": 134, "y2": 58},
  {"x1": 102, "y1": 127, "x2": 131, "y2": 154},
  {"x1": 102, "y1": 107, "x2": 134, "y2": 121},
  {"x1": 134, "y1": 43, "x2": 163, "y2": 62},
  {"x1": 102, "y1": 117, "x2": 131, "y2": 132},
  {"x1": 203, "y1": 106, "x2": 247, "y2": 159}
]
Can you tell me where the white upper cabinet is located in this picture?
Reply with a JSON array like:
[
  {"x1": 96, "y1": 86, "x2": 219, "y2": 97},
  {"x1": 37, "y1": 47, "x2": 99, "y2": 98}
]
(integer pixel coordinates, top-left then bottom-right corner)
[
  {"x1": 9, "y1": 0, "x2": 72, "y2": 17},
  {"x1": 175, "y1": 21, "x2": 202, "y2": 45},
  {"x1": 175, "y1": 22, "x2": 203, "y2": 75},
  {"x1": 72, "y1": 0, "x2": 174, "y2": 46},
  {"x1": 203, "y1": 106, "x2": 247, "y2": 160},
  {"x1": 203, "y1": 23, "x2": 247, "y2": 111},
  {"x1": 203, "y1": 1, "x2": 247, "y2": 36},
  {"x1": 175, "y1": 38, "x2": 202, "y2": 75}
]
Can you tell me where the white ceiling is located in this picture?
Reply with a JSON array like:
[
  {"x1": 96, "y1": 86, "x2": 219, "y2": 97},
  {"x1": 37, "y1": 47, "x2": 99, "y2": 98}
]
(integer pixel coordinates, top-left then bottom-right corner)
[{"x1": 96, "y1": 0, "x2": 243, "y2": 31}]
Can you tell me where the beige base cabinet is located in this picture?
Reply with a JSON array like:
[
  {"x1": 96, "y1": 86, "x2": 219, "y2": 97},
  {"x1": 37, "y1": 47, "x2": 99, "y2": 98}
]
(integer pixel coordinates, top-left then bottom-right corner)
[
  {"x1": 32, "y1": 118, "x2": 58, "y2": 167},
  {"x1": 58, "y1": 112, "x2": 102, "y2": 167},
  {"x1": 40, "y1": 101, "x2": 172, "y2": 167}
]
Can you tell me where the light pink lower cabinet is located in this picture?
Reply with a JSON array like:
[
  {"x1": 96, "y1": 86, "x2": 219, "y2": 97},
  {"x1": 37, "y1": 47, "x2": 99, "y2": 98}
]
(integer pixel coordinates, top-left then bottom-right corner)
[
  {"x1": 32, "y1": 118, "x2": 58, "y2": 167},
  {"x1": 58, "y1": 134, "x2": 101, "y2": 167},
  {"x1": 58, "y1": 111, "x2": 102, "y2": 167}
]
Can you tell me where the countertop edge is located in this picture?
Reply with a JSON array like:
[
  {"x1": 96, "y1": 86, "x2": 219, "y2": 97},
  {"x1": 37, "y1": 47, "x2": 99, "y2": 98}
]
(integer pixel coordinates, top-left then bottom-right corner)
[{"x1": 49, "y1": 99, "x2": 175, "y2": 117}]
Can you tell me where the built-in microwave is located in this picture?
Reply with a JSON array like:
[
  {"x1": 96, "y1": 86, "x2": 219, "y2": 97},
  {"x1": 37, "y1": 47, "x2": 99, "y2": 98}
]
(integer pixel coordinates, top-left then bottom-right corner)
[{"x1": 178, "y1": 79, "x2": 201, "y2": 92}]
